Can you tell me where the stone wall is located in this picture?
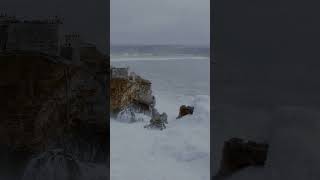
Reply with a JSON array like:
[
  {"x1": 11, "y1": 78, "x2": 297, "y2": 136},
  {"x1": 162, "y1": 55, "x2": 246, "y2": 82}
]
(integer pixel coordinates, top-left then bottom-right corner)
[
  {"x1": 111, "y1": 67, "x2": 128, "y2": 79},
  {"x1": 0, "y1": 16, "x2": 12, "y2": 52},
  {"x1": 0, "y1": 24, "x2": 7, "y2": 51},
  {"x1": 62, "y1": 33, "x2": 81, "y2": 62}
]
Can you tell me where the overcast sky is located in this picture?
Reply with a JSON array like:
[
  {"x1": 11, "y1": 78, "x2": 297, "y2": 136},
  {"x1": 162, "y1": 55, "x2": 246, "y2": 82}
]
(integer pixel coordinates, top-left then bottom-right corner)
[{"x1": 111, "y1": 0, "x2": 210, "y2": 46}]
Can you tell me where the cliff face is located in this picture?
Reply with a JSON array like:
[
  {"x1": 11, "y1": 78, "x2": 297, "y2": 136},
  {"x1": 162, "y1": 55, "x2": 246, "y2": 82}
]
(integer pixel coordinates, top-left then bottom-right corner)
[
  {"x1": 0, "y1": 52, "x2": 108, "y2": 163},
  {"x1": 110, "y1": 74, "x2": 155, "y2": 116}
]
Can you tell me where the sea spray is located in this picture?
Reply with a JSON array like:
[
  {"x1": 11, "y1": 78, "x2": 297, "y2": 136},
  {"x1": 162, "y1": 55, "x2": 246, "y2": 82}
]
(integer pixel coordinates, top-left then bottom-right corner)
[
  {"x1": 110, "y1": 55, "x2": 210, "y2": 180},
  {"x1": 22, "y1": 149, "x2": 82, "y2": 180},
  {"x1": 22, "y1": 149, "x2": 108, "y2": 180}
]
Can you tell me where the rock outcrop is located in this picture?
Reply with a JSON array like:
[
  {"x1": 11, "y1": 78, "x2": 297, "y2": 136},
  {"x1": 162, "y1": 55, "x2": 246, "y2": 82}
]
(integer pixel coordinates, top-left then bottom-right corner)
[
  {"x1": 144, "y1": 112, "x2": 168, "y2": 130},
  {"x1": 110, "y1": 67, "x2": 155, "y2": 116},
  {"x1": 215, "y1": 138, "x2": 268, "y2": 178},
  {"x1": 0, "y1": 50, "x2": 108, "y2": 168},
  {"x1": 176, "y1": 105, "x2": 194, "y2": 119}
]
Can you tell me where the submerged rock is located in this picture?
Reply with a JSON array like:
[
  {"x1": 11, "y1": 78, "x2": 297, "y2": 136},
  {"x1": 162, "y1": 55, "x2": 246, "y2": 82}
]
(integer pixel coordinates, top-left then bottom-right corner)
[
  {"x1": 176, "y1": 105, "x2": 194, "y2": 119},
  {"x1": 144, "y1": 112, "x2": 168, "y2": 130},
  {"x1": 160, "y1": 112, "x2": 168, "y2": 124},
  {"x1": 215, "y1": 138, "x2": 269, "y2": 178}
]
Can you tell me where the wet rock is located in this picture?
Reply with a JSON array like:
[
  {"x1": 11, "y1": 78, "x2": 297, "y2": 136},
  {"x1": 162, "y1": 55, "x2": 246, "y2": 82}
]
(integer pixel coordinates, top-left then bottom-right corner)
[
  {"x1": 215, "y1": 138, "x2": 269, "y2": 178},
  {"x1": 160, "y1": 112, "x2": 168, "y2": 124},
  {"x1": 144, "y1": 113, "x2": 168, "y2": 130},
  {"x1": 176, "y1": 105, "x2": 194, "y2": 119},
  {"x1": 110, "y1": 67, "x2": 155, "y2": 116}
]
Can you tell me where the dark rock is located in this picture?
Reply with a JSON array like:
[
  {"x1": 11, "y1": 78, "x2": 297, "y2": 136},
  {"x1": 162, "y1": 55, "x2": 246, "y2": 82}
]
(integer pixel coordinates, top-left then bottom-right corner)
[
  {"x1": 0, "y1": 51, "x2": 108, "y2": 163},
  {"x1": 215, "y1": 138, "x2": 268, "y2": 178},
  {"x1": 176, "y1": 105, "x2": 194, "y2": 119}
]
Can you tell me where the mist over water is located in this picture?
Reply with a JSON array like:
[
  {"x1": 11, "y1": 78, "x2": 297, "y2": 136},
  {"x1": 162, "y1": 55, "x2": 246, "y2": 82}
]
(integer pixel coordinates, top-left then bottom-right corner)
[{"x1": 111, "y1": 45, "x2": 209, "y2": 59}]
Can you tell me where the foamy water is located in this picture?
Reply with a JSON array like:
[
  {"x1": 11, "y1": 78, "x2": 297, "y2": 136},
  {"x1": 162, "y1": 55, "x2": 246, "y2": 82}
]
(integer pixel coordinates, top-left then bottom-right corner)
[{"x1": 111, "y1": 58, "x2": 210, "y2": 180}]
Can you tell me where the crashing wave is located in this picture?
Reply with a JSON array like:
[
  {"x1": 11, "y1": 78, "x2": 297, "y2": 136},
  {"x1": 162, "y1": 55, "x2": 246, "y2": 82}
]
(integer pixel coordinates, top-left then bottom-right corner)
[
  {"x1": 22, "y1": 149, "x2": 108, "y2": 180},
  {"x1": 22, "y1": 149, "x2": 82, "y2": 180}
]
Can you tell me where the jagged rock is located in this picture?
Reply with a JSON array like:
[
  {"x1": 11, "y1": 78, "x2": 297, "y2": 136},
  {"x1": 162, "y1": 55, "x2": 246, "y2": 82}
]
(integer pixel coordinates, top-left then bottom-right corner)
[
  {"x1": 110, "y1": 67, "x2": 155, "y2": 116},
  {"x1": 160, "y1": 112, "x2": 168, "y2": 124},
  {"x1": 215, "y1": 138, "x2": 268, "y2": 178},
  {"x1": 0, "y1": 52, "x2": 108, "y2": 164},
  {"x1": 176, "y1": 105, "x2": 194, "y2": 119},
  {"x1": 151, "y1": 107, "x2": 160, "y2": 117},
  {"x1": 144, "y1": 112, "x2": 168, "y2": 130}
]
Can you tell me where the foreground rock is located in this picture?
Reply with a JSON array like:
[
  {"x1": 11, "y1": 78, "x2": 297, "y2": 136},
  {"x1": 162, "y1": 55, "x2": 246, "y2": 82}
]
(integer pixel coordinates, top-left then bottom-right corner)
[
  {"x1": 144, "y1": 113, "x2": 168, "y2": 130},
  {"x1": 176, "y1": 105, "x2": 194, "y2": 119},
  {"x1": 215, "y1": 138, "x2": 269, "y2": 178}
]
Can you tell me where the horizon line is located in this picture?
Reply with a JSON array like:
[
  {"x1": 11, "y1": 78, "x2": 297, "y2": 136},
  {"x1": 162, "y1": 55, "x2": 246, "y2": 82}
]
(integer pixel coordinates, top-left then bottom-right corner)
[{"x1": 110, "y1": 43, "x2": 210, "y2": 47}]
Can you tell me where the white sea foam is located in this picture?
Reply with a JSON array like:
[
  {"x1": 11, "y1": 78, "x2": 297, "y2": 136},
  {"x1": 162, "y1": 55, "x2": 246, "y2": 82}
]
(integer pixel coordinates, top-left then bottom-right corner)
[
  {"x1": 22, "y1": 149, "x2": 108, "y2": 180},
  {"x1": 111, "y1": 58, "x2": 210, "y2": 180}
]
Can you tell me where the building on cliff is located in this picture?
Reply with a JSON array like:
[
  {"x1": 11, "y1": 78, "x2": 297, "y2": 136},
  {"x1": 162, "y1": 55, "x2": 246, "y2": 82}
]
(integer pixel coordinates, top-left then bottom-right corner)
[
  {"x1": 0, "y1": 14, "x2": 62, "y2": 56},
  {"x1": 0, "y1": 19, "x2": 108, "y2": 164},
  {"x1": 111, "y1": 66, "x2": 129, "y2": 79},
  {"x1": 0, "y1": 13, "x2": 16, "y2": 51},
  {"x1": 60, "y1": 33, "x2": 81, "y2": 62},
  {"x1": 0, "y1": 14, "x2": 99, "y2": 65}
]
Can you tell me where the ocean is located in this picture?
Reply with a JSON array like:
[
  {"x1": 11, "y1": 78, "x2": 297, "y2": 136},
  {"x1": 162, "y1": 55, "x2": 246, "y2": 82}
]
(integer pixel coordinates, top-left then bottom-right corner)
[{"x1": 110, "y1": 45, "x2": 210, "y2": 180}]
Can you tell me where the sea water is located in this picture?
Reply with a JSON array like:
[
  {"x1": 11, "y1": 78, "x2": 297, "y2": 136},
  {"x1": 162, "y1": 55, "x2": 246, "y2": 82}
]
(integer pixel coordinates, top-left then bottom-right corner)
[{"x1": 111, "y1": 45, "x2": 210, "y2": 180}]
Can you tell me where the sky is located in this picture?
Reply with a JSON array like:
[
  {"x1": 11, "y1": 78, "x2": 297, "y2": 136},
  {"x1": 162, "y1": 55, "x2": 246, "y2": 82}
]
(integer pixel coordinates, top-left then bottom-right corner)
[{"x1": 111, "y1": 0, "x2": 210, "y2": 46}]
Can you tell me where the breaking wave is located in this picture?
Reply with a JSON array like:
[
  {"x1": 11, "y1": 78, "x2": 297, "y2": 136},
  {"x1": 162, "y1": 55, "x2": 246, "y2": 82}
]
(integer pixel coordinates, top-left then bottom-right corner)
[{"x1": 22, "y1": 149, "x2": 107, "y2": 180}]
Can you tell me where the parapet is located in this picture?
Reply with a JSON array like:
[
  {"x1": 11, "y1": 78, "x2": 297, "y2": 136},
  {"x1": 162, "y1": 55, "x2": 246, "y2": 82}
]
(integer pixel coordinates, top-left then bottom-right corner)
[{"x1": 111, "y1": 67, "x2": 129, "y2": 79}]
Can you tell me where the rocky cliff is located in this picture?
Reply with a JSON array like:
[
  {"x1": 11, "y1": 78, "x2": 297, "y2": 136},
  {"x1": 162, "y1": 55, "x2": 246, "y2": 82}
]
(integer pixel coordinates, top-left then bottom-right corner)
[
  {"x1": 110, "y1": 71, "x2": 155, "y2": 116},
  {"x1": 0, "y1": 50, "x2": 108, "y2": 168}
]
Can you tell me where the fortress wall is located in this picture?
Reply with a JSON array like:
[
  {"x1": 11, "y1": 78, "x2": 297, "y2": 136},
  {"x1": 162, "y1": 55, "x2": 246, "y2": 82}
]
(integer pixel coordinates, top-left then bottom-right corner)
[
  {"x1": 6, "y1": 23, "x2": 61, "y2": 55},
  {"x1": 111, "y1": 67, "x2": 128, "y2": 79},
  {"x1": 0, "y1": 17, "x2": 10, "y2": 51},
  {"x1": 62, "y1": 33, "x2": 81, "y2": 62},
  {"x1": 0, "y1": 25, "x2": 8, "y2": 51}
]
